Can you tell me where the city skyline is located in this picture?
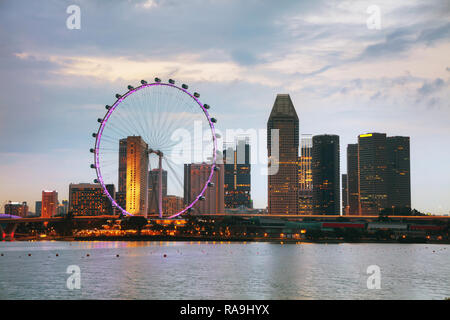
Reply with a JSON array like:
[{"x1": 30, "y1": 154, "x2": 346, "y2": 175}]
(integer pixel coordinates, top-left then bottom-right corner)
[
  {"x1": 1, "y1": 1, "x2": 449, "y2": 214},
  {"x1": 0, "y1": 95, "x2": 444, "y2": 216}
]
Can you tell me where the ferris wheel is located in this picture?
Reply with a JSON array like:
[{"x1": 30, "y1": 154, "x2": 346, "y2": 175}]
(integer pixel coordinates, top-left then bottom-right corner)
[{"x1": 90, "y1": 78, "x2": 218, "y2": 219}]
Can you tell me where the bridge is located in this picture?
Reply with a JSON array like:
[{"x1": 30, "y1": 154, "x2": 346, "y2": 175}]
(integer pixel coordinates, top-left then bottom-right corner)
[{"x1": 2, "y1": 214, "x2": 450, "y2": 224}]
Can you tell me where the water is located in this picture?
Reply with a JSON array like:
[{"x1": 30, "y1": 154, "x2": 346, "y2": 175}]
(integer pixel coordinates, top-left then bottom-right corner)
[{"x1": 0, "y1": 241, "x2": 449, "y2": 300}]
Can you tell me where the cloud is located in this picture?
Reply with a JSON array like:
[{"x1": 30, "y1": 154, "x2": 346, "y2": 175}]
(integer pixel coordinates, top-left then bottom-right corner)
[
  {"x1": 13, "y1": 51, "x2": 276, "y2": 86},
  {"x1": 136, "y1": 0, "x2": 159, "y2": 9},
  {"x1": 417, "y1": 78, "x2": 445, "y2": 95},
  {"x1": 355, "y1": 22, "x2": 450, "y2": 62},
  {"x1": 1, "y1": 0, "x2": 450, "y2": 212}
]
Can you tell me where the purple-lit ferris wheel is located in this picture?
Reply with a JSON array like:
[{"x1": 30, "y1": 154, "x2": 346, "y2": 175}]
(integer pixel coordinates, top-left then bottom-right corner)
[{"x1": 91, "y1": 78, "x2": 218, "y2": 219}]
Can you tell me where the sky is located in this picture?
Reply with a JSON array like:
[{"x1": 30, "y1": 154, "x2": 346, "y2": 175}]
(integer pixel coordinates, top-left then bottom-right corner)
[{"x1": 0, "y1": 0, "x2": 449, "y2": 214}]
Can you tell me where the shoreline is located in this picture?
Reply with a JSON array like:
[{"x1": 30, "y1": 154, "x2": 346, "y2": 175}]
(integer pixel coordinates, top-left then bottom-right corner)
[{"x1": 10, "y1": 235, "x2": 450, "y2": 244}]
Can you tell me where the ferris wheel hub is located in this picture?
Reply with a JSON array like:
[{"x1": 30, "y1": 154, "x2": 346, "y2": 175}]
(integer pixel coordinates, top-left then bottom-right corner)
[{"x1": 148, "y1": 149, "x2": 163, "y2": 157}]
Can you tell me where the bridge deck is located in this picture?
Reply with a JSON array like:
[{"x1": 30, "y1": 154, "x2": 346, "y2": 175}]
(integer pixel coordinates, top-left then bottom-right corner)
[{"x1": 1, "y1": 214, "x2": 449, "y2": 224}]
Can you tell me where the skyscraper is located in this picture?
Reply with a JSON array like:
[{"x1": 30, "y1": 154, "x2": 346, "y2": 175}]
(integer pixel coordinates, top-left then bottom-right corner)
[
  {"x1": 298, "y1": 135, "x2": 313, "y2": 215},
  {"x1": 358, "y1": 133, "x2": 388, "y2": 215},
  {"x1": 387, "y1": 136, "x2": 411, "y2": 214},
  {"x1": 117, "y1": 138, "x2": 128, "y2": 211},
  {"x1": 119, "y1": 136, "x2": 149, "y2": 216},
  {"x1": 223, "y1": 138, "x2": 251, "y2": 209},
  {"x1": 267, "y1": 94, "x2": 299, "y2": 215},
  {"x1": 118, "y1": 138, "x2": 127, "y2": 193},
  {"x1": 347, "y1": 143, "x2": 360, "y2": 215},
  {"x1": 42, "y1": 190, "x2": 58, "y2": 218},
  {"x1": 347, "y1": 134, "x2": 411, "y2": 216},
  {"x1": 342, "y1": 174, "x2": 348, "y2": 215},
  {"x1": 312, "y1": 135, "x2": 340, "y2": 215},
  {"x1": 184, "y1": 162, "x2": 224, "y2": 214},
  {"x1": 148, "y1": 169, "x2": 167, "y2": 214}
]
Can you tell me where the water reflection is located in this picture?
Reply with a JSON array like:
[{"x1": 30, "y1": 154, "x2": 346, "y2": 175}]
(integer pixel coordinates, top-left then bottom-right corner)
[{"x1": 0, "y1": 241, "x2": 449, "y2": 300}]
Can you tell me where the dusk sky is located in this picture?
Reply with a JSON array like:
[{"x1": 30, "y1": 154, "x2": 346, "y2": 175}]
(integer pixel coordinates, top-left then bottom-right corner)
[{"x1": 0, "y1": 0, "x2": 449, "y2": 214}]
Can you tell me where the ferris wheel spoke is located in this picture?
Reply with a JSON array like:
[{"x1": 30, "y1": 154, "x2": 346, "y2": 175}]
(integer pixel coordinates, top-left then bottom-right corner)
[
  {"x1": 114, "y1": 102, "x2": 145, "y2": 139},
  {"x1": 126, "y1": 94, "x2": 150, "y2": 141},
  {"x1": 107, "y1": 107, "x2": 135, "y2": 137},
  {"x1": 164, "y1": 157, "x2": 184, "y2": 193},
  {"x1": 103, "y1": 123, "x2": 132, "y2": 140},
  {"x1": 97, "y1": 147, "x2": 119, "y2": 152}
]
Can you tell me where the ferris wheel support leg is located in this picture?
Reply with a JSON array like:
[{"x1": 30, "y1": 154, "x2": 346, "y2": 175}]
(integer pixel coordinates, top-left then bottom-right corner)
[{"x1": 158, "y1": 154, "x2": 163, "y2": 219}]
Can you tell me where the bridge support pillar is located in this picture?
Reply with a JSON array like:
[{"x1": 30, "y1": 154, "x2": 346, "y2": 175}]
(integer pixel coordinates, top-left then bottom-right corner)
[{"x1": 0, "y1": 223, "x2": 18, "y2": 240}]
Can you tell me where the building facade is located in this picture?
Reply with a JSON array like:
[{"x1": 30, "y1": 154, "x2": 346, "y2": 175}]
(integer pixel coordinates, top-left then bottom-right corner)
[
  {"x1": 42, "y1": 190, "x2": 58, "y2": 218},
  {"x1": 184, "y1": 162, "x2": 224, "y2": 214},
  {"x1": 358, "y1": 133, "x2": 389, "y2": 215},
  {"x1": 223, "y1": 138, "x2": 251, "y2": 209},
  {"x1": 35, "y1": 201, "x2": 42, "y2": 217},
  {"x1": 69, "y1": 183, "x2": 115, "y2": 216},
  {"x1": 344, "y1": 134, "x2": 411, "y2": 216},
  {"x1": 4, "y1": 201, "x2": 28, "y2": 217},
  {"x1": 162, "y1": 195, "x2": 184, "y2": 216},
  {"x1": 298, "y1": 135, "x2": 313, "y2": 215},
  {"x1": 267, "y1": 94, "x2": 299, "y2": 215},
  {"x1": 346, "y1": 143, "x2": 360, "y2": 215},
  {"x1": 312, "y1": 135, "x2": 340, "y2": 215},
  {"x1": 386, "y1": 136, "x2": 411, "y2": 213},
  {"x1": 119, "y1": 136, "x2": 149, "y2": 216},
  {"x1": 148, "y1": 169, "x2": 168, "y2": 214},
  {"x1": 342, "y1": 174, "x2": 348, "y2": 215},
  {"x1": 57, "y1": 200, "x2": 69, "y2": 216}
]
